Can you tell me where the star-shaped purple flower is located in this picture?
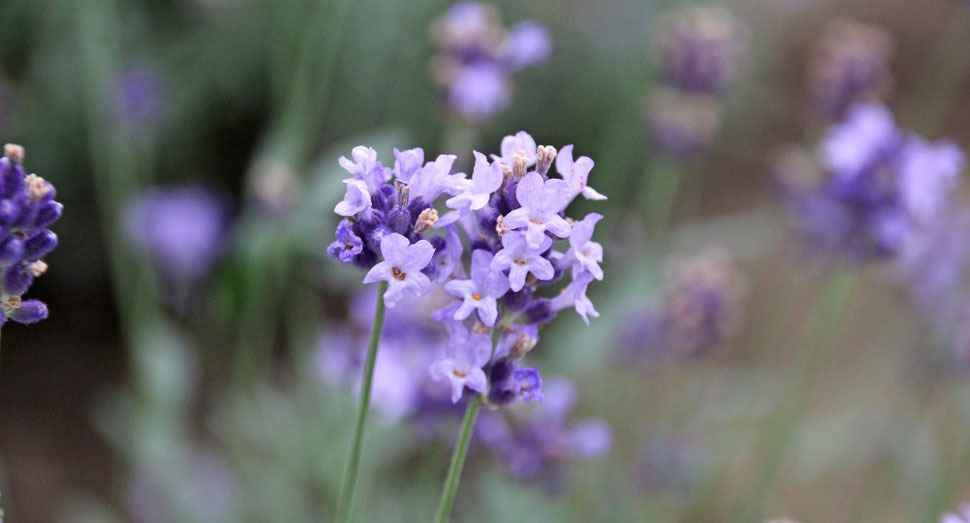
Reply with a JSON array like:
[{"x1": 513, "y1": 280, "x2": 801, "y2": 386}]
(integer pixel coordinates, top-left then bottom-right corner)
[
  {"x1": 491, "y1": 230, "x2": 554, "y2": 292},
  {"x1": 362, "y1": 233, "x2": 435, "y2": 308},
  {"x1": 339, "y1": 145, "x2": 390, "y2": 193},
  {"x1": 430, "y1": 326, "x2": 492, "y2": 402},
  {"x1": 493, "y1": 131, "x2": 537, "y2": 167},
  {"x1": 444, "y1": 249, "x2": 510, "y2": 326},
  {"x1": 327, "y1": 221, "x2": 363, "y2": 263},
  {"x1": 334, "y1": 179, "x2": 372, "y2": 219},
  {"x1": 550, "y1": 271, "x2": 599, "y2": 325},
  {"x1": 501, "y1": 172, "x2": 570, "y2": 249},
  {"x1": 556, "y1": 145, "x2": 607, "y2": 201},
  {"x1": 561, "y1": 212, "x2": 604, "y2": 280},
  {"x1": 513, "y1": 367, "x2": 543, "y2": 403},
  {"x1": 439, "y1": 151, "x2": 504, "y2": 227}
]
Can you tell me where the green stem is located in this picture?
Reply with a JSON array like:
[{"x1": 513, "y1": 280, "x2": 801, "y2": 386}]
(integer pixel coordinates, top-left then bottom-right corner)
[
  {"x1": 336, "y1": 280, "x2": 388, "y2": 522},
  {"x1": 732, "y1": 269, "x2": 858, "y2": 522},
  {"x1": 433, "y1": 395, "x2": 482, "y2": 523}
]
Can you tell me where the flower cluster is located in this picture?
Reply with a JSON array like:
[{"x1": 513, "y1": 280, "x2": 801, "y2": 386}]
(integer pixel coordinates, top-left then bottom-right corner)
[
  {"x1": 782, "y1": 102, "x2": 963, "y2": 261},
  {"x1": 0, "y1": 144, "x2": 62, "y2": 326},
  {"x1": 429, "y1": 2, "x2": 551, "y2": 122},
  {"x1": 808, "y1": 18, "x2": 894, "y2": 121},
  {"x1": 329, "y1": 131, "x2": 606, "y2": 407},
  {"x1": 620, "y1": 248, "x2": 747, "y2": 366},
  {"x1": 645, "y1": 4, "x2": 743, "y2": 155}
]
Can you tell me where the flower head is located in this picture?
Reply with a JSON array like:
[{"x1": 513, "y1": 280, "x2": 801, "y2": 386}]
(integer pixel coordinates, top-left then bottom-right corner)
[{"x1": 362, "y1": 233, "x2": 435, "y2": 308}]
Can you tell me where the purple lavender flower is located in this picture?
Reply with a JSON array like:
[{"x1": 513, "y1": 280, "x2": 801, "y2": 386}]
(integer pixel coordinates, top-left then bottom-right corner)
[
  {"x1": 502, "y1": 172, "x2": 571, "y2": 248},
  {"x1": 819, "y1": 103, "x2": 899, "y2": 179},
  {"x1": 491, "y1": 231, "x2": 554, "y2": 292},
  {"x1": 327, "y1": 221, "x2": 364, "y2": 263},
  {"x1": 334, "y1": 179, "x2": 373, "y2": 219},
  {"x1": 495, "y1": 131, "x2": 538, "y2": 167},
  {"x1": 0, "y1": 144, "x2": 63, "y2": 326},
  {"x1": 512, "y1": 368, "x2": 543, "y2": 402},
  {"x1": 444, "y1": 249, "x2": 509, "y2": 326},
  {"x1": 657, "y1": 5, "x2": 742, "y2": 94},
  {"x1": 555, "y1": 145, "x2": 607, "y2": 201},
  {"x1": 897, "y1": 138, "x2": 963, "y2": 224},
  {"x1": 125, "y1": 187, "x2": 230, "y2": 280},
  {"x1": 941, "y1": 504, "x2": 970, "y2": 523},
  {"x1": 430, "y1": 4, "x2": 551, "y2": 122},
  {"x1": 393, "y1": 147, "x2": 425, "y2": 183},
  {"x1": 439, "y1": 151, "x2": 504, "y2": 226},
  {"x1": 339, "y1": 146, "x2": 390, "y2": 194},
  {"x1": 362, "y1": 233, "x2": 435, "y2": 308},
  {"x1": 430, "y1": 326, "x2": 492, "y2": 402},
  {"x1": 550, "y1": 271, "x2": 599, "y2": 325},
  {"x1": 560, "y1": 212, "x2": 604, "y2": 280},
  {"x1": 809, "y1": 19, "x2": 894, "y2": 121},
  {"x1": 644, "y1": 88, "x2": 721, "y2": 156}
]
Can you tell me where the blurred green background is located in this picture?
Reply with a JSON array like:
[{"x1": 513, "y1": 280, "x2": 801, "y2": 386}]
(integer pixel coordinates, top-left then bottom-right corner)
[{"x1": 1, "y1": 0, "x2": 970, "y2": 521}]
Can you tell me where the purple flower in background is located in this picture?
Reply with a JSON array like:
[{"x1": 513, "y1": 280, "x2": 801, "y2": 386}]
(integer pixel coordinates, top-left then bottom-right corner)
[
  {"x1": 0, "y1": 144, "x2": 63, "y2": 327},
  {"x1": 491, "y1": 231, "x2": 554, "y2": 292},
  {"x1": 941, "y1": 504, "x2": 970, "y2": 523},
  {"x1": 430, "y1": 328, "x2": 491, "y2": 402},
  {"x1": 657, "y1": 5, "x2": 742, "y2": 94},
  {"x1": 125, "y1": 187, "x2": 230, "y2": 280},
  {"x1": 644, "y1": 88, "x2": 721, "y2": 156},
  {"x1": 430, "y1": 2, "x2": 551, "y2": 122},
  {"x1": 444, "y1": 249, "x2": 509, "y2": 326},
  {"x1": 113, "y1": 65, "x2": 168, "y2": 134},
  {"x1": 362, "y1": 233, "x2": 435, "y2": 308},
  {"x1": 897, "y1": 138, "x2": 963, "y2": 223},
  {"x1": 503, "y1": 172, "x2": 570, "y2": 248},
  {"x1": 819, "y1": 102, "x2": 899, "y2": 179},
  {"x1": 809, "y1": 19, "x2": 894, "y2": 121}
]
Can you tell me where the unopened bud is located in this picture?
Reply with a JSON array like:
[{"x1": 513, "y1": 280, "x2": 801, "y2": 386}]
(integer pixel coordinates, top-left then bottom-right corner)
[
  {"x1": 415, "y1": 208, "x2": 438, "y2": 233},
  {"x1": 3, "y1": 144, "x2": 24, "y2": 164},
  {"x1": 512, "y1": 152, "x2": 528, "y2": 179},
  {"x1": 508, "y1": 333, "x2": 538, "y2": 360},
  {"x1": 536, "y1": 145, "x2": 557, "y2": 175},
  {"x1": 25, "y1": 174, "x2": 51, "y2": 202},
  {"x1": 26, "y1": 260, "x2": 48, "y2": 277}
]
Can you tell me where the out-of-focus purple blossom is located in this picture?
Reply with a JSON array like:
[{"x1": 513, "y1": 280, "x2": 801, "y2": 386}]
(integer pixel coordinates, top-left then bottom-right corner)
[
  {"x1": 477, "y1": 377, "x2": 611, "y2": 483},
  {"x1": 657, "y1": 5, "x2": 742, "y2": 94},
  {"x1": 941, "y1": 503, "x2": 970, "y2": 523},
  {"x1": 789, "y1": 102, "x2": 964, "y2": 261},
  {"x1": 430, "y1": 2, "x2": 551, "y2": 122},
  {"x1": 0, "y1": 144, "x2": 63, "y2": 327},
  {"x1": 113, "y1": 65, "x2": 168, "y2": 134},
  {"x1": 809, "y1": 19, "x2": 894, "y2": 121},
  {"x1": 644, "y1": 88, "x2": 721, "y2": 156},
  {"x1": 125, "y1": 187, "x2": 231, "y2": 281},
  {"x1": 635, "y1": 431, "x2": 706, "y2": 499}
]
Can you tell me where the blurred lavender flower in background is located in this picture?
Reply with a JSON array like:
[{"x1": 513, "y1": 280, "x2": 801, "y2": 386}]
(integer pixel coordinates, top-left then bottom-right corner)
[
  {"x1": 646, "y1": 4, "x2": 743, "y2": 155},
  {"x1": 785, "y1": 102, "x2": 963, "y2": 261},
  {"x1": 941, "y1": 503, "x2": 970, "y2": 523},
  {"x1": 635, "y1": 430, "x2": 706, "y2": 501},
  {"x1": 124, "y1": 187, "x2": 231, "y2": 282},
  {"x1": 430, "y1": 2, "x2": 551, "y2": 122},
  {"x1": 0, "y1": 144, "x2": 63, "y2": 326},
  {"x1": 808, "y1": 19, "x2": 894, "y2": 121},
  {"x1": 112, "y1": 65, "x2": 169, "y2": 136},
  {"x1": 477, "y1": 378, "x2": 612, "y2": 485},
  {"x1": 620, "y1": 248, "x2": 748, "y2": 366}
]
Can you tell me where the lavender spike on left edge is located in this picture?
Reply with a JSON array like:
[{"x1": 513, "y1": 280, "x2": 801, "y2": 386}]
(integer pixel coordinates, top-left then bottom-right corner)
[{"x1": 0, "y1": 144, "x2": 62, "y2": 329}]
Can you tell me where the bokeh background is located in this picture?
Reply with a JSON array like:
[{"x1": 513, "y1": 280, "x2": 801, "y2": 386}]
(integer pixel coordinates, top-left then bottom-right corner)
[{"x1": 1, "y1": 0, "x2": 970, "y2": 521}]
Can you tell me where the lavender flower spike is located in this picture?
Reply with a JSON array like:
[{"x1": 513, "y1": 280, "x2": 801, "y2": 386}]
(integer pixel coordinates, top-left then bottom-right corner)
[
  {"x1": 556, "y1": 145, "x2": 607, "y2": 201},
  {"x1": 430, "y1": 329, "x2": 492, "y2": 402},
  {"x1": 491, "y1": 231, "x2": 554, "y2": 292},
  {"x1": 502, "y1": 172, "x2": 571, "y2": 249},
  {"x1": 439, "y1": 151, "x2": 504, "y2": 226},
  {"x1": 445, "y1": 249, "x2": 510, "y2": 326},
  {"x1": 362, "y1": 233, "x2": 435, "y2": 308}
]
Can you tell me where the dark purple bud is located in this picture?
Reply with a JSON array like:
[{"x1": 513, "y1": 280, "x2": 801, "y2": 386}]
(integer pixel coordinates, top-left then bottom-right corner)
[
  {"x1": 488, "y1": 385, "x2": 517, "y2": 406},
  {"x1": 407, "y1": 197, "x2": 430, "y2": 218},
  {"x1": 489, "y1": 357, "x2": 515, "y2": 383},
  {"x1": 500, "y1": 178, "x2": 520, "y2": 212},
  {"x1": 0, "y1": 236, "x2": 23, "y2": 265},
  {"x1": 488, "y1": 359, "x2": 518, "y2": 406},
  {"x1": 387, "y1": 207, "x2": 411, "y2": 235},
  {"x1": 8, "y1": 299, "x2": 48, "y2": 324},
  {"x1": 32, "y1": 201, "x2": 63, "y2": 229},
  {"x1": 372, "y1": 184, "x2": 395, "y2": 213},
  {"x1": 422, "y1": 236, "x2": 447, "y2": 278},
  {"x1": 3, "y1": 264, "x2": 33, "y2": 296},
  {"x1": 23, "y1": 230, "x2": 57, "y2": 260},
  {"x1": 352, "y1": 245, "x2": 378, "y2": 271},
  {"x1": 0, "y1": 158, "x2": 25, "y2": 199},
  {"x1": 523, "y1": 298, "x2": 555, "y2": 325},
  {"x1": 0, "y1": 199, "x2": 19, "y2": 226},
  {"x1": 502, "y1": 288, "x2": 531, "y2": 312}
]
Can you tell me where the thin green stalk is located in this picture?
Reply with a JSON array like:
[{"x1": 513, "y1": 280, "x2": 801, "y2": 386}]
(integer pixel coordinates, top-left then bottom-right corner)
[
  {"x1": 732, "y1": 268, "x2": 858, "y2": 522},
  {"x1": 336, "y1": 280, "x2": 388, "y2": 522},
  {"x1": 433, "y1": 395, "x2": 482, "y2": 523}
]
